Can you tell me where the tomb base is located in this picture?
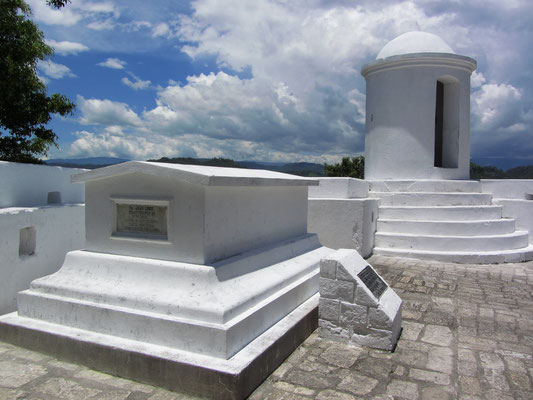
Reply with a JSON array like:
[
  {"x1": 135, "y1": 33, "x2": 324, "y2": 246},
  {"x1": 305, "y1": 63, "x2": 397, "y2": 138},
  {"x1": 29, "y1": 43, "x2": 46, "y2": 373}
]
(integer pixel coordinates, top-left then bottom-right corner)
[
  {"x1": 0, "y1": 233, "x2": 333, "y2": 399},
  {"x1": 0, "y1": 294, "x2": 318, "y2": 400}
]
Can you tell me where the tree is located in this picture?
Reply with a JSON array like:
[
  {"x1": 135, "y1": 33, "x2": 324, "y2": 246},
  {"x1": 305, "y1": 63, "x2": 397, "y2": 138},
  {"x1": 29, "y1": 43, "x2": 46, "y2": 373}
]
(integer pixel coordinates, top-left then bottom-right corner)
[
  {"x1": 324, "y1": 156, "x2": 365, "y2": 179},
  {"x1": 0, "y1": 0, "x2": 75, "y2": 163}
]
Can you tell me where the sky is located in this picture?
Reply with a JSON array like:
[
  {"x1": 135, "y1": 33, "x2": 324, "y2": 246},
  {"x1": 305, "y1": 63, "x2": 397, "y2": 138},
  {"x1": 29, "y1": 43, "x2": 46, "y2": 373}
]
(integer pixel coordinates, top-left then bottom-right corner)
[{"x1": 29, "y1": 0, "x2": 533, "y2": 168}]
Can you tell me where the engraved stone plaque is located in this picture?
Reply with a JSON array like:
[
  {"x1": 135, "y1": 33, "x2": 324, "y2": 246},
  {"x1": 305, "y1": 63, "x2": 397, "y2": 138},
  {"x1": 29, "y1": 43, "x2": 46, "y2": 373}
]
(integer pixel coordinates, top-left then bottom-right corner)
[
  {"x1": 116, "y1": 204, "x2": 168, "y2": 239},
  {"x1": 358, "y1": 265, "x2": 387, "y2": 299}
]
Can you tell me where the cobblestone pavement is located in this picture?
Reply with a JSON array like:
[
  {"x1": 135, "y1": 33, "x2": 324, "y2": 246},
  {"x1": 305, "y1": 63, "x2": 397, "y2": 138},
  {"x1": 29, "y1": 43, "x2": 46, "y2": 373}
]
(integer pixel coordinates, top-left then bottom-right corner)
[{"x1": 1, "y1": 256, "x2": 533, "y2": 399}]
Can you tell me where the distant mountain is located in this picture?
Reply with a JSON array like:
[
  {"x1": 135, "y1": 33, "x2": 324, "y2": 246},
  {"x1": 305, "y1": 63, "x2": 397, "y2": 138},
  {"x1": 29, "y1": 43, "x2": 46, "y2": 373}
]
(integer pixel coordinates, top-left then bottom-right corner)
[{"x1": 45, "y1": 157, "x2": 130, "y2": 169}]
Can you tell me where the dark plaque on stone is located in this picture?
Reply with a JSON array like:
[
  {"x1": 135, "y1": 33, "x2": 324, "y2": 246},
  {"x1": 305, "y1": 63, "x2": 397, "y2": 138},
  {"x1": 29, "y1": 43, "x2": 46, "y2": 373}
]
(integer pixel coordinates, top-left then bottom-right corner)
[{"x1": 358, "y1": 265, "x2": 387, "y2": 299}]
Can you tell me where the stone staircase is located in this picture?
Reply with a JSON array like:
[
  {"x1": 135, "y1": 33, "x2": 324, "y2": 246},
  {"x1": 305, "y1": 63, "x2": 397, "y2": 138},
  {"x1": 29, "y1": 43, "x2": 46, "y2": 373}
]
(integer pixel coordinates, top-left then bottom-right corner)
[{"x1": 369, "y1": 180, "x2": 533, "y2": 263}]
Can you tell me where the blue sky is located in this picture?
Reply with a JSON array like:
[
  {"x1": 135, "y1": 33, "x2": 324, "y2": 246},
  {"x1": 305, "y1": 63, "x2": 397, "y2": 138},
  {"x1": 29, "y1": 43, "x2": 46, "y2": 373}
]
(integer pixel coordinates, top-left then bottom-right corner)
[{"x1": 30, "y1": 0, "x2": 533, "y2": 167}]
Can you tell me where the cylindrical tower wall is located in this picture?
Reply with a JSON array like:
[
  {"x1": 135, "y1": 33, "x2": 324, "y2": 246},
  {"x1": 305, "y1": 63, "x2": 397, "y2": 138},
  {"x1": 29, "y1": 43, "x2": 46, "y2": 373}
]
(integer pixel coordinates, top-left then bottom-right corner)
[{"x1": 361, "y1": 53, "x2": 476, "y2": 180}]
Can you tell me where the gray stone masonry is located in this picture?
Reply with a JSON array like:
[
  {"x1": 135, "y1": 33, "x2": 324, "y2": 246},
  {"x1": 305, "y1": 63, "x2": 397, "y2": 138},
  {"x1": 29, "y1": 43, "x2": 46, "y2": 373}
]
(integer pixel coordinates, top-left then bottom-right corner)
[
  {"x1": 1, "y1": 256, "x2": 533, "y2": 399},
  {"x1": 319, "y1": 249, "x2": 402, "y2": 350}
]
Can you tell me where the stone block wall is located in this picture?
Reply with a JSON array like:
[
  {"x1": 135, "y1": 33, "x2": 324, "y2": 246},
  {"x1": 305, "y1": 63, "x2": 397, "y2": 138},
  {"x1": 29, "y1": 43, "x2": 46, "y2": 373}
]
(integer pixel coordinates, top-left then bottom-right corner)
[{"x1": 318, "y1": 249, "x2": 402, "y2": 350}]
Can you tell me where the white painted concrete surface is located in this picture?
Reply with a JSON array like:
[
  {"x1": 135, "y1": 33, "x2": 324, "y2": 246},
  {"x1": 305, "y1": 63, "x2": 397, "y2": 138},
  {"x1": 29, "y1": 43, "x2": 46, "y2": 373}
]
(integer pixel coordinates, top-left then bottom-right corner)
[
  {"x1": 13, "y1": 161, "x2": 334, "y2": 363},
  {"x1": 308, "y1": 178, "x2": 377, "y2": 258},
  {"x1": 308, "y1": 199, "x2": 377, "y2": 258},
  {"x1": 0, "y1": 205, "x2": 85, "y2": 315},
  {"x1": 308, "y1": 177, "x2": 369, "y2": 199},
  {"x1": 0, "y1": 161, "x2": 85, "y2": 207},
  {"x1": 377, "y1": 31, "x2": 455, "y2": 59},
  {"x1": 76, "y1": 162, "x2": 315, "y2": 264},
  {"x1": 361, "y1": 32, "x2": 476, "y2": 180},
  {"x1": 481, "y1": 179, "x2": 533, "y2": 199},
  {"x1": 493, "y1": 199, "x2": 533, "y2": 244}
]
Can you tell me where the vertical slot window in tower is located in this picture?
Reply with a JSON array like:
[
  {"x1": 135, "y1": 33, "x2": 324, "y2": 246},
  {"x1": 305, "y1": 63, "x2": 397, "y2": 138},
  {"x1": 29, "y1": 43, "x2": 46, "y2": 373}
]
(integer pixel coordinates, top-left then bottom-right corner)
[
  {"x1": 19, "y1": 226, "x2": 36, "y2": 257},
  {"x1": 434, "y1": 81, "x2": 444, "y2": 167},
  {"x1": 435, "y1": 77, "x2": 460, "y2": 168}
]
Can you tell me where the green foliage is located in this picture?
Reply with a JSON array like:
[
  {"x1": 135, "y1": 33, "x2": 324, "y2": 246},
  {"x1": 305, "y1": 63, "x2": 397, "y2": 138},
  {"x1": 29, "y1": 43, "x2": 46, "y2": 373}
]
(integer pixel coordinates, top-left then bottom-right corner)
[
  {"x1": 0, "y1": 0, "x2": 75, "y2": 163},
  {"x1": 470, "y1": 162, "x2": 505, "y2": 179},
  {"x1": 470, "y1": 162, "x2": 533, "y2": 179},
  {"x1": 324, "y1": 156, "x2": 365, "y2": 179}
]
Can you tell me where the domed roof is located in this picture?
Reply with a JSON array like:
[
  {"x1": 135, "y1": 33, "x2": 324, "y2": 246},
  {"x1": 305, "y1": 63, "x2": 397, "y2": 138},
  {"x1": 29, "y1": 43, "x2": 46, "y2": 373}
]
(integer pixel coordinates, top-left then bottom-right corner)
[{"x1": 377, "y1": 31, "x2": 455, "y2": 59}]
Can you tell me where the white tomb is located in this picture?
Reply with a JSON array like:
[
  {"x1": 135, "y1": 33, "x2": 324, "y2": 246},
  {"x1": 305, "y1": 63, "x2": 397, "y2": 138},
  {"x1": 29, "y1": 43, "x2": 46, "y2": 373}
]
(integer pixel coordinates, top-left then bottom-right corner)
[
  {"x1": 0, "y1": 161, "x2": 334, "y2": 398},
  {"x1": 361, "y1": 31, "x2": 477, "y2": 180}
]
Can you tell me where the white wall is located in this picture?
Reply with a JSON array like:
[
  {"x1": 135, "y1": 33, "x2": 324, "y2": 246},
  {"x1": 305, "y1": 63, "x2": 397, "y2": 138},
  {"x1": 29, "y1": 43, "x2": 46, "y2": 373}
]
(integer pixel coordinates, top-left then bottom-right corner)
[
  {"x1": 481, "y1": 179, "x2": 533, "y2": 199},
  {"x1": 481, "y1": 179, "x2": 533, "y2": 244},
  {"x1": 0, "y1": 162, "x2": 86, "y2": 314},
  {"x1": 0, "y1": 205, "x2": 85, "y2": 314},
  {"x1": 0, "y1": 161, "x2": 85, "y2": 207},
  {"x1": 308, "y1": 178, "x2": 378, "y2": 258}
]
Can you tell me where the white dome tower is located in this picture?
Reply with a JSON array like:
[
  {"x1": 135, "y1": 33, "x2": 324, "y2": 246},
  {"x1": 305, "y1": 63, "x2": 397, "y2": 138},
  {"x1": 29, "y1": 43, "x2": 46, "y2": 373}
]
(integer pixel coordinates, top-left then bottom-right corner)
[{"x1": 361, "y1": 32, "x2": 477, "y2": 180}]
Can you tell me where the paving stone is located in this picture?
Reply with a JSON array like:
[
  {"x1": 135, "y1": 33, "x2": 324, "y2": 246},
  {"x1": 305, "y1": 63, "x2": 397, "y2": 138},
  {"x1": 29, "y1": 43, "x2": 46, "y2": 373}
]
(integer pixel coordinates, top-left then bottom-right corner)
[
  {"x1": 320, "y1": 343, "x2": 364, "y2": 368},
  {"x1": 285, "y1": 369, "x2": 337, "y2": 390},
  {"x1": 34, "y1": 377, "x2": 101, "y2": 400},
  {"x1": 273, "y1": 381, "x2": 316, "y2": 396},
  {"x1": 409, "y1": 368, "x2": 451, "y2": 385},
  {"x1": 421, "y1": 324, "x2": 453, "y2": 346},
  {"x1": 316, "y1": 389, "x2": 354, "y2": 400},
  {"x1": 74, "y1": 369, "x2": 154, "y2": 393},
  {"x1": 0, "y1": 360, "x2": 48, "y2": 388},
  {"x1": 459, "y1": 376, "x2": 482, "y2": 396},
  {"x1": 90, "y1": 389, "x2": 132, "y2": 400},
  {"x1": 337, "y1": 371, "x2": 378, "y2": 395},
  {"x1": 386, "y1": 379, "x2": 419, "y2": 399},
  {"x1": 508, "y1": 372, "x2": 532, "y2": 391},
  {"x1": 148, "y1": 390, "x2": 201, "y2": 400},
  {"x1": 421, "y1": 386, "x2": 451, "y2": 400},
  {"x1": 426, "y1": 345, "x2": 454, "y2": 374},
  {"x1": 400, "y1": 321, "x2": 424, "y2": 341}
]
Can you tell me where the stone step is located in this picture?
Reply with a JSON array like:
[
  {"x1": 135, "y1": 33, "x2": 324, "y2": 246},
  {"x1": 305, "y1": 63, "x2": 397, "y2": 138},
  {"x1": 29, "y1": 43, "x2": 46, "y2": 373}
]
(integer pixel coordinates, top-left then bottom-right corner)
[
  {"x1": 373, "y1": 244, "x2": 533, "y2": 264},
  {"x1": 378, "y1": 205, "x2": 503, "y2": 221},
  {"x1": 369, "y1": 180, "x2": 482, "y2": 193},
  {"x1": 374, "y1": 231, "x2": 530, "y2": 252},
  {"x1": 377, "y1": 219, "x2": 516, "y2": 236},
  {"x1": 370, "y1": 192, "x2": 493, "y2": 206}
]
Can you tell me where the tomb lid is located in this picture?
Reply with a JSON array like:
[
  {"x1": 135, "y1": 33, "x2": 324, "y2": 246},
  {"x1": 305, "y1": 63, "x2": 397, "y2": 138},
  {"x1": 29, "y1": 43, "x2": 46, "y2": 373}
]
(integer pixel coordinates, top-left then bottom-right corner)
[
  {"x1": 71, "y1": 161, "x2": 319, "y2": 187},
  {"x1": 377, "y1": 31, "x2": 455, "y2": 59}
]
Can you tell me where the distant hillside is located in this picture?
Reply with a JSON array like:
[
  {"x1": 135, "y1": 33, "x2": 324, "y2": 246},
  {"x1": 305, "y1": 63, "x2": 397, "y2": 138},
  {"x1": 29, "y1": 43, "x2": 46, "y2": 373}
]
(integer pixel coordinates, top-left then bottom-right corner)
[
  {"x1": 45, "y1": 157, "x2": 130, "y2": 169},
  {"x1": 149, "y1": 157, "x2": 326, "y2": 177}
]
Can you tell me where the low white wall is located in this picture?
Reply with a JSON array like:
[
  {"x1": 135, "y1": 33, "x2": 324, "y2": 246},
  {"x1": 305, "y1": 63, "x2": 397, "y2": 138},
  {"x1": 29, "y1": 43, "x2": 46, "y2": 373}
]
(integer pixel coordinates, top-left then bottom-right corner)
[
  {"x1": 480, "y1": 179, "x2": 533, "y2": 199},
  {"x1": 0, "y1": 205, "x2": 85, "y2": 314},
  {"x1": 308, "y1": 178, "x2": 377, "y2": 258},
  {"x1": 481, "y1": 180, "x2": 533, "y2": 244},
  {"x1": 0, "y1": 161, "x2": 85, "y2": 207},
  {"x1": 0, "y1": 161, "x2": 87, "y2": 314},
  {"x1": 493, "y1": 199, "x2": 533, "y2": 244}
]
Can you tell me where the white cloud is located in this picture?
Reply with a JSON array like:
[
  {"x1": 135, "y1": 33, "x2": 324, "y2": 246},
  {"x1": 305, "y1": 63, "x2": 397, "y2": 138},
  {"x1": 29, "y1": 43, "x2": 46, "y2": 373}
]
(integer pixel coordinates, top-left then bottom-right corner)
[
  {"x1": 77, "y1": 96, "x2": 143, "y2": 127},
  {"x1": 46, "y1": 40, "x2": 89, "y2": 55},
  {"x1": 97, "y1": 58, "x2": 127, "y2": 69},
  {"x1": 38, "y1": 60, "x2": 76, "y2": 79},
  {"x1": 44, "y1": 0, "x2": 533, "y2": 164},
  {"x1": 472, "y1": 82, "x2": 522, "y2": 131},
  {"x1": 87, "y1": 19, "x2": 115, "y2": 31},
  {"x1": 152, "y1": 23, "x2": 171, "y2": 38},
  {"x1": 27, "y1": 0, "x2": 82, "y2": 26},
  {"x1": 122, "y1": 73, "x2": 152, "y2": 90}
]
